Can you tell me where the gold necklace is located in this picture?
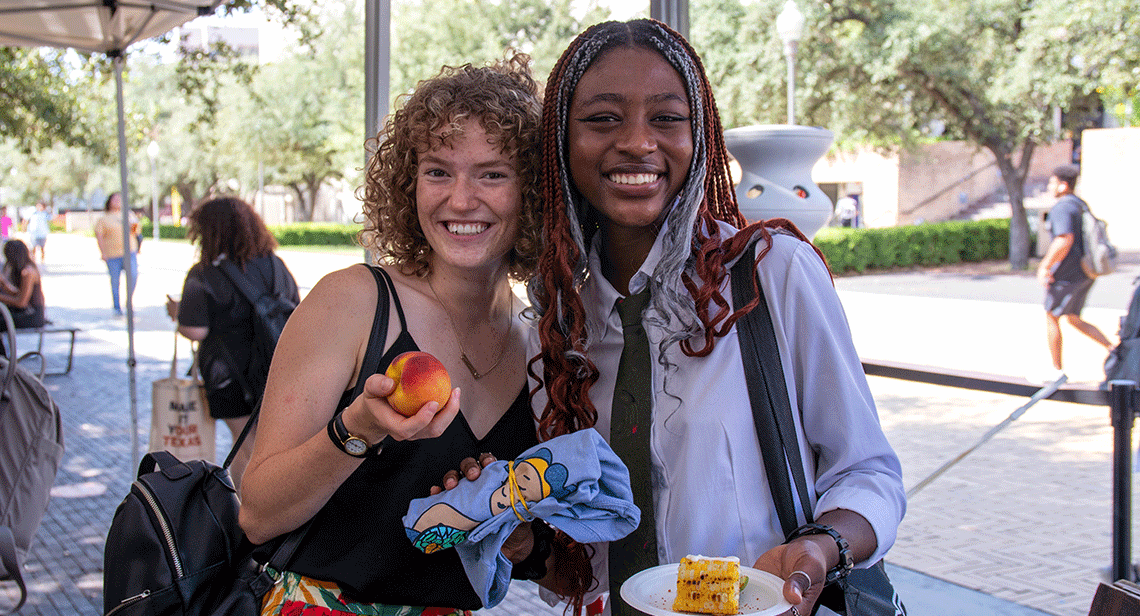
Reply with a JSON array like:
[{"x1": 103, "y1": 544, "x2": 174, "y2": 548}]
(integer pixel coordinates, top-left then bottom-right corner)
[{"x1": 427, "y1": 277, "x2": 512, "y2": 380}]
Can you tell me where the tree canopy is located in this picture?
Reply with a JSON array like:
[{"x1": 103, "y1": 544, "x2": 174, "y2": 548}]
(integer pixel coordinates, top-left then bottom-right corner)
[
  {"x1": 5, "y1": 0, "x2": 1136, "y2": 246},
  {"x1": 692, "y1": 0, "x2": 1140, "y2": 268},
  {"x1": 0, "y1": 47, "x2": 102, "y2": 154}
]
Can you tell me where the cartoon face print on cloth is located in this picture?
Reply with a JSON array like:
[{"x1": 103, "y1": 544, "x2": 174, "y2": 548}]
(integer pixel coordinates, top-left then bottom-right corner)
[
  {"x1": 406, "y1": 448, "x2": 570, "y2": 554},
  {"x1": 401, "y1": 429, "x2": 640, "y2": 608},
  {"x1": 489, "y1": 449, "x2": 570, "y2": 517}
]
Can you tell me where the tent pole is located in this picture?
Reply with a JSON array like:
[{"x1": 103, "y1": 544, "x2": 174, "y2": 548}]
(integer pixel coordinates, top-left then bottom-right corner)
[
  {"x1": 363, "y1": 0, "x2": 390, "y2": 264},
  {"x1": 113, "y1": 53, "x2": 140, "y2": 470}
]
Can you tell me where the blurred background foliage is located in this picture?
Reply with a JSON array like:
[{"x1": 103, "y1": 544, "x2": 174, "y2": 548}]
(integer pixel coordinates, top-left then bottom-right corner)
[{"x1": 0, "y1": 0, "x2": 1136, "y2": 264}]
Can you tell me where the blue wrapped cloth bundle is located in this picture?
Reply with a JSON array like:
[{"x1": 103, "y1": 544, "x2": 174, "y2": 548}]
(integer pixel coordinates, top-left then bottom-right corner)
[{"x1": 402, "y1": 429, "x2": 640, "y2": 607}]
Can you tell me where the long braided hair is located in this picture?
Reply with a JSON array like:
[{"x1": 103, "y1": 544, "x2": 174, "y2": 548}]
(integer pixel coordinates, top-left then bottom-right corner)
[{"x1": 527, "y1": 20, "x2": 818, "y2": 607}]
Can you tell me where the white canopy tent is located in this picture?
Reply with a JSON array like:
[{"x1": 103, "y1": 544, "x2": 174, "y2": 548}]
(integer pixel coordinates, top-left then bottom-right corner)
[{"x1": 0, "y1": 0, "x2": 226, "y2": 468}]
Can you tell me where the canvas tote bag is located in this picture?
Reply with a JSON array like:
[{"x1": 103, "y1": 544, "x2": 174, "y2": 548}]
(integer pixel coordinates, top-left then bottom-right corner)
[{"x1": 150, "y1": 330, "x2": 215, "y2": 462}]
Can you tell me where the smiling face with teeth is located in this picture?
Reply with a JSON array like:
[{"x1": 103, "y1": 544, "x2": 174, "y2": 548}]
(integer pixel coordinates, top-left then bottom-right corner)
[
  {"x1": 568, "y1": 45, "x2": 694, "y2": 254},
  {"x1": 415, "y1": 119, "x2": 523, "y2": 276}
]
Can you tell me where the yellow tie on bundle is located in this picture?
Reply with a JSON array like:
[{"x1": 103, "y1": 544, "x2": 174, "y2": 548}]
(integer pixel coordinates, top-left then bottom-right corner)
[{"x1": 505, "y1": 460, "x2": 534, "y2": 521}]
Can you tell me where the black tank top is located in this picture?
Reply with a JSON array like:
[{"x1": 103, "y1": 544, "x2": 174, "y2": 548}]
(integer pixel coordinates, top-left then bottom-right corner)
[{"x1": 287, "y1": 266, "x2": 537, "y2": 608}]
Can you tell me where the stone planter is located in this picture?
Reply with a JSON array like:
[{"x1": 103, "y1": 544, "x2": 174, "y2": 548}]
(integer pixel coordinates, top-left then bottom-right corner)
[{"x1": 723, "y1": 125, "x2": 835, "y2": 238}]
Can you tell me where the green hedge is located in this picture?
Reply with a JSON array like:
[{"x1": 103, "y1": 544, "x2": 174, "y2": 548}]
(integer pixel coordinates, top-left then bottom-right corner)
[
  {"x1": 138, "y1": 218, "x2": 1010, "y2": 274},
  {"x1": 140, "y1": 221, "x2": 360, "y2": 246},
  {"x1": 814, "y1": 219, "x2": 1010, "y2": 274},
  {"x1": 269, "y1": 223, "x2": 359, "y2": 246},
  {"x1": 139, "y1": 221, "x2": 189, "y2": 240}
]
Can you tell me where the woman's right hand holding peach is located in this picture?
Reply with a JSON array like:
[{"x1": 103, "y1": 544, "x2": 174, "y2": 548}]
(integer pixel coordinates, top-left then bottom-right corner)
[{"x1": 341, "y1": 371, "x2": 461, "y2": 447}]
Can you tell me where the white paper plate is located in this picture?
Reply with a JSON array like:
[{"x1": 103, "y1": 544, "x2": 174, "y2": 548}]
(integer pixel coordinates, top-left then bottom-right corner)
[{"x1": 620, "y1": 563, "x2": 792, "y2": 616}]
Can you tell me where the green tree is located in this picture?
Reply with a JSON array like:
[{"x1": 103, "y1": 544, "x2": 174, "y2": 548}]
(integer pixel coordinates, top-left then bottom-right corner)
[
  {"x1": 236, "y1": 0, "x2": 364, "y2": 221},
  {"x1": 0, "y1": 0, "x2": 307, "y2": 156},
  {"x1": 1, "y1": 48, "x2": 85, "y2": 152},
  {"x1": 391, "y1": 0, "x2": 610, "y2": 102},
  {"x1": 693, "y1": 0, "x2": 1140, "y2": 269}
]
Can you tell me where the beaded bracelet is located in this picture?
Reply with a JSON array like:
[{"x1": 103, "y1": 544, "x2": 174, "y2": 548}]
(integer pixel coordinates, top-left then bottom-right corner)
[
  {"x1": 785, "y1": 522, "x2": 854, "y2": 584},
  {"x1": 510, "y1": 518, "x2": 554, "y2": 580}
]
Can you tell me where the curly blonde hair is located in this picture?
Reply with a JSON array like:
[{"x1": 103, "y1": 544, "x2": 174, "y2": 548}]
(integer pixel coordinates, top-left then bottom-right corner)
[{"x1": 359, "y1": 53, "x2": 542, "y2": 282}]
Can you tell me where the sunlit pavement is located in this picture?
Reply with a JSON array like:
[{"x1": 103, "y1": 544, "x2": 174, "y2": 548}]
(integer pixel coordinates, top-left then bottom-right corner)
[{"x1": 2, "y1": 232, "x2": 1135, "y2": 616}]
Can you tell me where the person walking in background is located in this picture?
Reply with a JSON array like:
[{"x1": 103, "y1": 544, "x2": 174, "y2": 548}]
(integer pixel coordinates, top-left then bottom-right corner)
[
  {"x1": 165, "y1": 197, "x2": 299, "y2": 491},
  {"x1": 26, "y1": 202, "x2": 51, "y2": 265},
  {"x1": 93, "y1": 192, "x2": 139, "y2": 317},
  {"x1": 0, "y1": 239, "x2": 46, "y2": 357},
  {"x1": 1037, "y1": 164, "x2": 1114, "y2": 381},
  {"x1": 0, "y1": 207, "x2": 14, "y2": 241}
]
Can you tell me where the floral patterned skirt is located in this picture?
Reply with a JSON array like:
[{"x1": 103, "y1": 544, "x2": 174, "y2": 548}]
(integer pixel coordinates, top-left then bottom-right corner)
[{"x1": 260, "y1": 569, "x2": 473, "y2": 616}]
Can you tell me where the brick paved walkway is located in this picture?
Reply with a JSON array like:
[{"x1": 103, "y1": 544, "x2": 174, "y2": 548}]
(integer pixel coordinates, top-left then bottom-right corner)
[{"x1": 1, "y1": 234, "x2": 1135, "y2": 616}]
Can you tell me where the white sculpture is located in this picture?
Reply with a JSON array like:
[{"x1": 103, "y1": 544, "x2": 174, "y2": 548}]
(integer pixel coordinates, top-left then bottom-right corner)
[{"x1": 723, "y1": 125, "x2": 835, "y2": 238}]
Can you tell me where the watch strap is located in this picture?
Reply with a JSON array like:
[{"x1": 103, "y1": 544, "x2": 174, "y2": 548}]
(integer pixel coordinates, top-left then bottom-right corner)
[
  {"x1": 786, "y1": 522, "x2": 854, "y2": 583},
  {"x1": 326, "y1": 410, "x2": 381, "y2": 457}
]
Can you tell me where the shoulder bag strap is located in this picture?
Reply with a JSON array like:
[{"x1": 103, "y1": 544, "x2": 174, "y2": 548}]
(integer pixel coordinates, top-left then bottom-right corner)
[
  {"x1": 249, "y1": 263, "x2": 395, "y2": 578},
  {"x1": 213, "y1": 256, "x2": 273, "y2": 406},
  {"x1": 0, "y1": 526, "x2": 27, "y2": 613},
  {"x1": 731, "y1": 238, "x2": 815, "y2": 536},
  {"x1": 216, "y1": 256, "x2": 268, "y2": 307}
]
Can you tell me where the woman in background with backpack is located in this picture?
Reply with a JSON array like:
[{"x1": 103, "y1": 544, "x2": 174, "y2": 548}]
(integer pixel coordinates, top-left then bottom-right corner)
[{"x1": 165, "y1": 196, "x2": 299, "y2": 490}]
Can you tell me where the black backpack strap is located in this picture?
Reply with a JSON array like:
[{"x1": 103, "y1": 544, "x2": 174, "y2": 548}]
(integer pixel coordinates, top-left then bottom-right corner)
[
  {"x1": 222, "y1": 264, "x2": 394, "y2": 470},
  {"x1": 731, "y1": 238, "x2": 815, "y2": 536},
  {"x1": 216, "y1": 256, "x2": 270, "y2": 308},
  {"x1": 213, "y1": 256, "x2": 277, "y2": 406}
]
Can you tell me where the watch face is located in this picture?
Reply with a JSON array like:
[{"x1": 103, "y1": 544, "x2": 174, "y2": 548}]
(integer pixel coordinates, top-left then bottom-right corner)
[{"x1": 345, "y1": 437, "x2": 369, "y2": 456}]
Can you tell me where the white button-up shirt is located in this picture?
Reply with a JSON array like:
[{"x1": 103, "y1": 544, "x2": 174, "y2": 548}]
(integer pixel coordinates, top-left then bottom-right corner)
[{"x1": 532, "y1": 221, "x2": 906, "y2": 609}]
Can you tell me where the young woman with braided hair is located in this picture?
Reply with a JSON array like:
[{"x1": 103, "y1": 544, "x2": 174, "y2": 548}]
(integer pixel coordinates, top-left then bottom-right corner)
[{"x1": 450, "y1": 19, "x2": 906, "y2": 616}]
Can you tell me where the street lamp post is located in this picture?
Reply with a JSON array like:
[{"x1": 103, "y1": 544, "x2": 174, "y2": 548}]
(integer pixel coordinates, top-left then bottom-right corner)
[
  {"x1": 147, "y1": 140, "x2": 159, "y2": 241},
  {"x1": 776, "y1": 0, "x2": 805, "y2": 125}
]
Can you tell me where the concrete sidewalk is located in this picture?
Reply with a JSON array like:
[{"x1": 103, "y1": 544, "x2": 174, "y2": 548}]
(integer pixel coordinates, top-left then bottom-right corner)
[{"x1": 2, "y1": 233, "x2": 1134, "y2": 616}]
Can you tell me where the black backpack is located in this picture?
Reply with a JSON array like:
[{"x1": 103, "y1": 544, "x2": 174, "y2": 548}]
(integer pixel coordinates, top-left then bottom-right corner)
[
  {"x1": 1104, "y1": 277, "x2": 1140, "y2": 386},
  {"x1": 102, "y1": 265, "x2": 393, "y2": 616},
  {"x1": 217, "y1": 256, "x2": 298, "y2": 403}
]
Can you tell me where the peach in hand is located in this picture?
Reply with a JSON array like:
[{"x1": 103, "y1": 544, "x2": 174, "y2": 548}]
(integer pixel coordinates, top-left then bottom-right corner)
[{"x1": 385, "y1": 351, "x2": 452, "y2": 417}]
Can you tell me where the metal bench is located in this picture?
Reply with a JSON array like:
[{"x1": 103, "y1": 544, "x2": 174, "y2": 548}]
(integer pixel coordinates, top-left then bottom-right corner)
[{"x1": 16, "y1": 323, "x2": 80, "y2": 378}]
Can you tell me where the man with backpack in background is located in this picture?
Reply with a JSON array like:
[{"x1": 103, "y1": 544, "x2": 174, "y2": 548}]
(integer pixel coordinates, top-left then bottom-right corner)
[{"x1": 1036, "y1": 164, "x2": 1115, "y2": 382}]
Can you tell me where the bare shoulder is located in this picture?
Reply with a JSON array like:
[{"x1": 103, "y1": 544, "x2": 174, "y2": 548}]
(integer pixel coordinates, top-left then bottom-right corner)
[{"x1": 304, "y1": 264, "x2": 380, "y2": 312}]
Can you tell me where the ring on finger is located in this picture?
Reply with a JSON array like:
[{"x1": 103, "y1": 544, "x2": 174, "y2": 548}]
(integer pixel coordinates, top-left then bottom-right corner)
[
  {"x1": 791, "y1": 606, "x2": 800, "y2": 616},
  {"x1": 789, "y1": 570, "x2": 812, "y2": 588}
]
